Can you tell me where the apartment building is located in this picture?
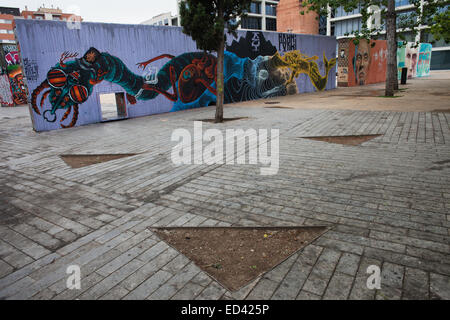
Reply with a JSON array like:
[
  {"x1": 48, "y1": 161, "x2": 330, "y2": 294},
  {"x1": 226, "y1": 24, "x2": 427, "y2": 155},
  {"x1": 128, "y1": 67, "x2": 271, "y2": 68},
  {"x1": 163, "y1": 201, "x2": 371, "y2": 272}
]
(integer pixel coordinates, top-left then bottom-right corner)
[
  {"x1": 141, "y1": 12, "x2": 180, "y2": 27},
  {"x1": 0, "y1": 7, "x2": 20, "y2": 44},
  {"x1": 21, "y1": 6, "x2": 82, "y2": 22},
  {"x1": 141, "y1": 0, "x2": 279, "y2": 32}
]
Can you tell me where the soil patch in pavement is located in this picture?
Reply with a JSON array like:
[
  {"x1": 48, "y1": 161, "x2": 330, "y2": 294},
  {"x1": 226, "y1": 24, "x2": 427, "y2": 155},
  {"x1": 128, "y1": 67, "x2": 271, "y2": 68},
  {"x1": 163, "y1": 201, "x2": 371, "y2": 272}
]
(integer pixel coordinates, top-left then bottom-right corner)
[
  {"x1": 197, "y1": 117, "x2": 249, "y2": 123},
  {"x1": 151, "y1": 226, "x2": 328, "y2": 292},
  {"x1": 264, "y1": 106, "x2": 294, "y2": 109},
  {"x1": 300, "y1": 134, "x2": 382, "y2": 146},
  {"x1": 60, "y1": 154, "x2": 137, "y2": 168}
]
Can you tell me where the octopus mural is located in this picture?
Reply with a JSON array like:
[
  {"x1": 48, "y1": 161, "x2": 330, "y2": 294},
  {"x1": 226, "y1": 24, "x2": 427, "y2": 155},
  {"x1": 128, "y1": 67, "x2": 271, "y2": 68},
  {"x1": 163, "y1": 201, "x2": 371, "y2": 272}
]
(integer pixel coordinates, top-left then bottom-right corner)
[{"x1": 31, "y1": 47, "x2": 336, "y2": 128}]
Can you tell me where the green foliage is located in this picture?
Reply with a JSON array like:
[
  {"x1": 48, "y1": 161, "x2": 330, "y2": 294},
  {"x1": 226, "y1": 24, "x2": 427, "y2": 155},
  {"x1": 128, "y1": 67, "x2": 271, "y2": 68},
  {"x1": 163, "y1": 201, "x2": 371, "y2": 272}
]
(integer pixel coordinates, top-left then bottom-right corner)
[
  {"x1": 301, "y1": 0, "x2": 449, "y2": 46},
  {"x1": 430, "y1": 6, "x2": 450, "y2": 43},
  {"x1": 179, "y1": 0, "x2": 252, "y2": 52}
]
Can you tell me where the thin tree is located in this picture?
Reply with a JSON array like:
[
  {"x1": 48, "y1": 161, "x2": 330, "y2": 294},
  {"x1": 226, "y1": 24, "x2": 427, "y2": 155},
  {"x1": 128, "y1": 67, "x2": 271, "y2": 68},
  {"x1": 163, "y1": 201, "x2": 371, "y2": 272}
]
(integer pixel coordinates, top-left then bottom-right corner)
[
  {"x1": 385, "y1": 0, "x2": 397, "y2": 96},
  {"x1": 179, "y1": 0, "x2": 251, "y2": 123}
]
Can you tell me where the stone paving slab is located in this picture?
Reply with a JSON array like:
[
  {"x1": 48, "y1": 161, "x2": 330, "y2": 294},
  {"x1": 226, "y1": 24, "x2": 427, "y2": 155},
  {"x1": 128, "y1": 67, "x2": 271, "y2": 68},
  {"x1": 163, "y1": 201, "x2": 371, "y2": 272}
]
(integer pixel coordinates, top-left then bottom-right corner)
[{"x1": 0, "y1": 73, "x2": 450, "y2": 300}]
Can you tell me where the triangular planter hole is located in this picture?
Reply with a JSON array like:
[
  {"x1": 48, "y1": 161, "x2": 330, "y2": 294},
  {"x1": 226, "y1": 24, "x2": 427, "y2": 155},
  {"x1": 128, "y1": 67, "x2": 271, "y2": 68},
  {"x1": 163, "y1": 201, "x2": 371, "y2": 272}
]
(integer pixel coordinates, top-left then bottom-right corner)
[
  {"x1": 150, "y1": 226, "x2": 329, "y2": 292},
  {"x1": 60, "y1": 154, "x2": 137, "y2": 169},
  {"x1": 300, "y1": 134, "x2": 382, "y2": 146},
  {"x1": 265, "y1": 106, "x2": 294, "y2": 109}
]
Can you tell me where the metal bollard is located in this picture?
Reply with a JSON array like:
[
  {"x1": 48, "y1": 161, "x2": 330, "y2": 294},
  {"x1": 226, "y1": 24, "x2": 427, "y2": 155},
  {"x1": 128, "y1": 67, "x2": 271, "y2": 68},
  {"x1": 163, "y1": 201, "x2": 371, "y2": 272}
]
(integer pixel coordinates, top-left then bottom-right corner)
[{"x1": 401, "y1": 67, "x2": 408, "y2": 85}]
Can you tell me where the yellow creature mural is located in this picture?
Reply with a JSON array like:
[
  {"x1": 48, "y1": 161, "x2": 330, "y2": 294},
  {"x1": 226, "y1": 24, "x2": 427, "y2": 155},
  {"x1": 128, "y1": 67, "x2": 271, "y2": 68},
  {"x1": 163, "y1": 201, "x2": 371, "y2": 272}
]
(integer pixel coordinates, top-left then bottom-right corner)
[{"x1": 272, "y1": 50, "x2": 337, "y2": 91}]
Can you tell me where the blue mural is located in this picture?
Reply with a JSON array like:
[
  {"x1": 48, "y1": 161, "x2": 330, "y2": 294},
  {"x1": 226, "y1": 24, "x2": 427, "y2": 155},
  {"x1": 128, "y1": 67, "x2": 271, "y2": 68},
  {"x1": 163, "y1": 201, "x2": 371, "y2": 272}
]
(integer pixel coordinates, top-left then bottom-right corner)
[
  {"x1": 32, "y1": 47, "x2": 336, "y2": 128},
  {"x1": 15, "y1": 20, "x2": 337, "y2": 131}
]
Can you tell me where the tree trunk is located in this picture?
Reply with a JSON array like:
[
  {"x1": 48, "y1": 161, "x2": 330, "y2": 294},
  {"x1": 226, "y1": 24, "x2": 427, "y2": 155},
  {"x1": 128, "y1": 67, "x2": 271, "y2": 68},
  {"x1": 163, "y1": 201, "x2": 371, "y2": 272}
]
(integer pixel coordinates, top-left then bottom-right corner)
[
  {"x1": 393, "y1": 39, "x2": 399, "y2": 91},
  {"x1": 385, "y1": 0, "x2": 397, "y2": 96},
  {"x1": 392, "y1": 5, "x2": 398, "y2": 91},
  {"x1": 215, "y1": 36, "x2": 225, "y2": 123}
]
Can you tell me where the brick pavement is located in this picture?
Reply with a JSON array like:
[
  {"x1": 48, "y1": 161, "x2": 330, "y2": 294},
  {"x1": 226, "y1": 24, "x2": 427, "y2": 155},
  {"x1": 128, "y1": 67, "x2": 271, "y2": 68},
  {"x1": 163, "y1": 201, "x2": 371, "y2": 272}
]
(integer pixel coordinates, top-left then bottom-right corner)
[{"x1": 0, "y1": 74, "x2": 449, "y2": 300}]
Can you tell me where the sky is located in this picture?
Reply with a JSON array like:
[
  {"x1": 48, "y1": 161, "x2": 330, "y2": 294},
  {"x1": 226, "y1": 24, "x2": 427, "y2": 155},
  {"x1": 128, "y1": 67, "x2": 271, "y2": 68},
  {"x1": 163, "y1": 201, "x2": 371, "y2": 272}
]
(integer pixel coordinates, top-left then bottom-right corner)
[{"x1": 2, "y1": 0, "x2": 179, "y2": 24}]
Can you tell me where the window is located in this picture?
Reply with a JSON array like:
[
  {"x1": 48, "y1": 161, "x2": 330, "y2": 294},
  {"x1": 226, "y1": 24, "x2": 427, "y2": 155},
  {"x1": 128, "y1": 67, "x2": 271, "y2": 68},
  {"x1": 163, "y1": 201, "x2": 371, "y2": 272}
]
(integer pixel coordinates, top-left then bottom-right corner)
[
  {"x1": 241, "y1": 16, "x2": 262, "y2": 30},
  {"x1": 395, "y1": 0, "x2": 411, "y2": 7},
  {"x1": 421, "y1": 31, "x2": 449, "y2": 48},
  {"x1": 164, "y1": 19, "x2": 169, "y2": 25},
  {"x1": 265, "y1": 4, "x2": 276, "y2": 16},
  {"x1": 335, "y1": 4, "x2": 361, "y2": 18},
  {"x1": 0, "y1": 19, "x2": 12, "y2": 24},
  {"x1": 334, "y1": 18, "x2": 360, "y2": 37},
  {"x1": 319, "y1": 16, "x2": 327, "y2": 35},
  {"x1": 249, "y1": 2, "x2": 261, "y2": 14},
  {"x1": 266, "y1": 18, "x2": 276, "y2": 31},
  {"x1": 172, "y1": 17, "x2": 178, "y2": 26}
]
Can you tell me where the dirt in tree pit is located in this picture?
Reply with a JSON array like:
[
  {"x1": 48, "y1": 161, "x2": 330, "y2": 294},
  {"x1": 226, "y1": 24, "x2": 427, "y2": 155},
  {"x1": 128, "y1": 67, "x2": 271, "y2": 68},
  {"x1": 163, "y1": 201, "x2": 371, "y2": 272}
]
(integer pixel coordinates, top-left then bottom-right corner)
[
  {"x1": 301, "y1": 134, "x2": 382, "y2": 146},
  {"x1": 60, "y1": 154, "x2": 137, "y2": 169},
  {"x1": 151, "y1": 226, "x2": 328, "y2": 292}
]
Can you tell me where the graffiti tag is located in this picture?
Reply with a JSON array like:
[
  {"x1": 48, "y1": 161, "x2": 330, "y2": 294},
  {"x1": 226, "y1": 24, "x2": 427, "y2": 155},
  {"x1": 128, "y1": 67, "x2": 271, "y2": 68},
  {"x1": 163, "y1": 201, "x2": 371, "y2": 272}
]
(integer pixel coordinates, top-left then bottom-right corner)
[
  {"x1": 251, "y1": 32, "x2": 260, "y2": 52},
  {"x1": 5, "y1": 51, "x2": 20, "y2": 66},
  {"x1": 23, "y1": 58, "x2": 39, "y2": 82},
  {"x1": 279, "y1": 34, "x2": 297, "y2": 52}
]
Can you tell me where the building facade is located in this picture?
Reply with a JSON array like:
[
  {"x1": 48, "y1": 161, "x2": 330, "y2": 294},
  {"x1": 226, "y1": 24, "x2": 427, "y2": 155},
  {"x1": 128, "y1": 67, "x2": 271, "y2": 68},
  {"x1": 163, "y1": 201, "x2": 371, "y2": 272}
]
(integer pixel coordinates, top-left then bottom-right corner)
[
  {"x1": 240, "y1": 0, "x2": 279, "y2": 31},
  {"x1": 141, "y1": 12, "x2": 180, "y2": 27},
  {"x1": 21, "y1": 6, "x2": 82, "y2": 22},
  {"x1": 0, "y1": 7, "x2": 20, "y2": 44},
  {"x1": 276, "y1": 0, "x2": 319, "y2": 34},
  {"x1": 142, "y1": 0, "x2": 279, "y2": 32}
]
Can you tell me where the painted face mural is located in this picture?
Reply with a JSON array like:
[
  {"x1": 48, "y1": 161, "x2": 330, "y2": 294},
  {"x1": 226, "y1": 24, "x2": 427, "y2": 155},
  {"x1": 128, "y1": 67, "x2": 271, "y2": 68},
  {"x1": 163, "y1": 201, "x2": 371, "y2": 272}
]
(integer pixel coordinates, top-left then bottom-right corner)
[
  {"x1": 353, "y1": 40, "x2": 371, "y2": 85},
  {"x1": 397, "y1": 42, "x2": 432, "y2": 79},
  {"x1": 32, "y1": 46, "x2": 336, "y2": 129},
  {"x1": 405, "y1": 45, "x2": 418, "y2": 79}
]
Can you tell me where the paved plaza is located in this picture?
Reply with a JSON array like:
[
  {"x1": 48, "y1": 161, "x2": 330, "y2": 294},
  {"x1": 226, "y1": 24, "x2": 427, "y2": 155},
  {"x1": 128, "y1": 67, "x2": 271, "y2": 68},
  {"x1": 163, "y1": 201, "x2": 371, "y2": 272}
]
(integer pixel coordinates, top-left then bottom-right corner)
[{"x1": 0, "y1": 72, "x2": 449, "y2": 300}]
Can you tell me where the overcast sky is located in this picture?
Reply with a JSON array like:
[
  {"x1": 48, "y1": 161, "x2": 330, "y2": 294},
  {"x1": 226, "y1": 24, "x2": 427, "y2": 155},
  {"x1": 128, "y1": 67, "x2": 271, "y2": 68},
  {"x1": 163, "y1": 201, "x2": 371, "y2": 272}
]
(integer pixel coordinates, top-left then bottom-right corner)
[{"x1": 2, "y1": 0, "x2": 178, "y2": 24}]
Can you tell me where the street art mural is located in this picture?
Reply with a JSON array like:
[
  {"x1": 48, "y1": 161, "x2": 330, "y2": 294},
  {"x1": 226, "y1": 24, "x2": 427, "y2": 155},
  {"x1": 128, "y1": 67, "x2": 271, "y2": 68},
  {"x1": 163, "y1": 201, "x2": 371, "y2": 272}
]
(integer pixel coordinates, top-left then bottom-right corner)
[
  {"x1": 406, "y1": 43, "x2": 418, "y2": 79},
  {"x1": 397, "y1": 42, "x2": 406, "y2": 79},
  {"x1": 337, "y1": 39, "x2": 350, "y2": 87},
  {"x1": 416, "y1": 43, "x2": 432, "y2": 77},
  {"x1": 0, "y1": 44, "x2": 28, "y2": 106},
  {"x1": 337, "y1": 39, "x2": 387, "y2": 87},
  {"x1": 349, "y1": 39, "x2": 387, "y2": 86},
  {"x1": 15, "y1": 20, "x2": 336, "y2": 131},
  {"x1": 397, "y1": 42, "x2": 432, "y2": 79},
  {"x1": 8, "y1": 65, "x2": 27, "y2": 105}
]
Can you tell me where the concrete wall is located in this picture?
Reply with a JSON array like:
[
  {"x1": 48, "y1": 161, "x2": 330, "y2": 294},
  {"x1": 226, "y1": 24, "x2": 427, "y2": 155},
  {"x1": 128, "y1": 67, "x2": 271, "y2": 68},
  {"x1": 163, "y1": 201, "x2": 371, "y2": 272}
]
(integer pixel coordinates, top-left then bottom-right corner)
[{"x1": 15, "y1": 19, "x2": 336, "y2": 132}]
